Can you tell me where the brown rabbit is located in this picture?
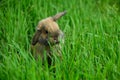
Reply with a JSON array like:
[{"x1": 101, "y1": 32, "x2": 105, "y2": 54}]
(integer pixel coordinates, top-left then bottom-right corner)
[{"x1": 31, "y1": 11, "x2": 66, "y2": 65}]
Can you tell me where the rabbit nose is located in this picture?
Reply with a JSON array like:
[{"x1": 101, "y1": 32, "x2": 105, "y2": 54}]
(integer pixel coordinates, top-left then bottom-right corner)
[{"x1": 54, "y1": 38, "x2": 59, "y2": 43}]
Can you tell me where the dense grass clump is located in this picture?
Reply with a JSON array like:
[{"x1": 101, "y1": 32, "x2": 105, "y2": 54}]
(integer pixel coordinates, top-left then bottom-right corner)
[{"x1": 0, "y1": 0, "x2": 120, "y2": 80}]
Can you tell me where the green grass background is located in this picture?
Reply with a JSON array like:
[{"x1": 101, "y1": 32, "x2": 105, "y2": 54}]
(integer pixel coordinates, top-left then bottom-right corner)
[{"x1": 0, "y1": 0, "x2": 120, "y2": 80}]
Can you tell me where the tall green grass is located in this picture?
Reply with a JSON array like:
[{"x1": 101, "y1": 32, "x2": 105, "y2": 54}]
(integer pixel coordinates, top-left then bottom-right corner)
[{"x1": 0, "y1": 0, "x2": 120, "y2": 80}]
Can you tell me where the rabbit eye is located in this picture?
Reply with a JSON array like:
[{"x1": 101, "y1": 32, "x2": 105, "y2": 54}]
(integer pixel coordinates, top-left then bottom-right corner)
[{"x1": 45, "y1": 30, "x2": 48, "y2": 34}]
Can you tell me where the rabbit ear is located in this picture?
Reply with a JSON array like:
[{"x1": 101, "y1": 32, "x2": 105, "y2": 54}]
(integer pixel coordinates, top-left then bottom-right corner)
[
  {"x1": 52, "y1": 11, "x2": 67, "y2": 21},
  {"x1": 32, "y1": 31, "x2": 41, "y2": 45}
]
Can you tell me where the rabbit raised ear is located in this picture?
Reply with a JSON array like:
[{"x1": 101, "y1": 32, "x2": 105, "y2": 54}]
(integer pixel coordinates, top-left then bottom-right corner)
[{"x1": 52, "y1": 11, "x2": 67, "y2": 21}]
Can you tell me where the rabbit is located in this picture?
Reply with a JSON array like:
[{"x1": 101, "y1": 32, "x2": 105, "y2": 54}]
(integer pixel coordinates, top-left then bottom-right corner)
[{"x1": 31, "y1": 11, "x2": 66, "y2": 65}]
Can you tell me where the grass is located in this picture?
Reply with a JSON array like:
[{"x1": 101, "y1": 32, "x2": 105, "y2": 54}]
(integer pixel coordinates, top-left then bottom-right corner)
[{"x1": 0, "y1": 0, "x2": 120, "y2": 80}]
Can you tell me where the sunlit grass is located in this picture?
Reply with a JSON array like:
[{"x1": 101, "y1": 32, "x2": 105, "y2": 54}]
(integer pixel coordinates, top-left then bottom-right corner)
[{"x1": 0, "y1": 0, "x2": 120, "y2": 80}]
